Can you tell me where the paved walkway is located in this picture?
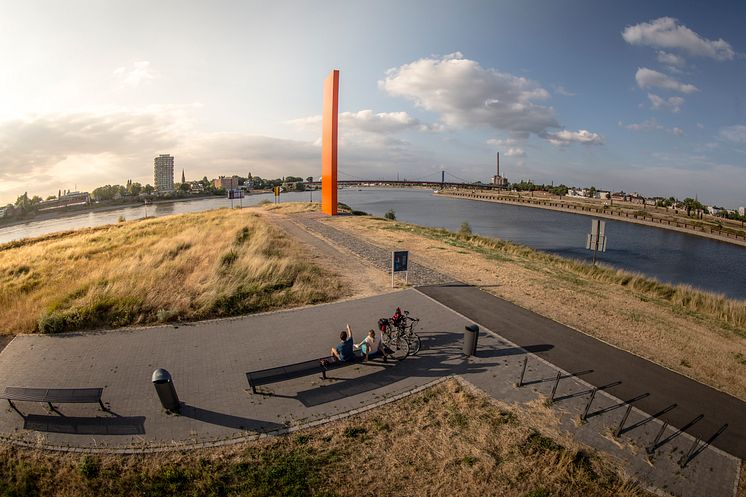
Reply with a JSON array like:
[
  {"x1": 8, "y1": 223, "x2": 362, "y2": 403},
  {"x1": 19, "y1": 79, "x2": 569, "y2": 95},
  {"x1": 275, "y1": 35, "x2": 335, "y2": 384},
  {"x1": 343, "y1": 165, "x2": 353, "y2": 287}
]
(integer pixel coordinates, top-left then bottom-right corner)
[
  {"x1": 0, "y1": 289, "x2": 739, "y2": 496},
  {"x1": 418, "y1": 284, "x2": 746, "y2": 461}
]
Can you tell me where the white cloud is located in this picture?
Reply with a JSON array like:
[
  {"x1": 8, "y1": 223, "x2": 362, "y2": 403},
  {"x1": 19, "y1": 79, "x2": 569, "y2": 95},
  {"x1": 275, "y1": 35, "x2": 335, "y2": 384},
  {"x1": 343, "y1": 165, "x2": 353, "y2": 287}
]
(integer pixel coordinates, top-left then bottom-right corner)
[
  {"x1": 0, "y1": 107, "x2": 440, "y2": 204},
  {"x1": 545, "y1": 129, "x2": 603, "y2": 146},
  {"x1": 620, "y1": 118, "x2": 684, "y2": 136},
  {"x1": 622, "y1": 17, "x2": 735, "y2": 61},
  {"x1": 287, "y1": 109, "x2": 424, "y2": 135},
  {"x1": 379, "y1": 52, "x2": 559, "y2": 138},
  {"x1": 504, "y1": 147, "x2": 526, "y2": 157},
  {"x1": 486, "y1": 138, "x2": 517, "y2": 147},
  {"x1": 648, "y1": 93, "x2": 685, "y2": 112},
  {"x1": 113, "y1": 61, "x2": 156, "y2": 87},
  {"x1": 635, "y1": 68, "x2": 698, "y2": 94},
  {"x1": 553, "y1": 85, "x2": 576, "y2": 97},
  {"x1": 656, "y1": 50, "x2": 686, "y2": 70},
  {"x1": 719, "y1": 125, "x2": 746, "y2": 144},
  {"x1": 621, "y1": 118, "x2": 664, "y2": 132}
]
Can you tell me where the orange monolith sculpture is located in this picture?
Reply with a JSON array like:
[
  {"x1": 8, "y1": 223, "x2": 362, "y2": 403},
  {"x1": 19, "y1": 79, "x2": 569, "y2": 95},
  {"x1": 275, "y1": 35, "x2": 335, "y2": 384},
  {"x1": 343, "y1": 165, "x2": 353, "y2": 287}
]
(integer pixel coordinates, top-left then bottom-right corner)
[{"x1": 321, "y1": 69, "x2": 339, "y2": 215}]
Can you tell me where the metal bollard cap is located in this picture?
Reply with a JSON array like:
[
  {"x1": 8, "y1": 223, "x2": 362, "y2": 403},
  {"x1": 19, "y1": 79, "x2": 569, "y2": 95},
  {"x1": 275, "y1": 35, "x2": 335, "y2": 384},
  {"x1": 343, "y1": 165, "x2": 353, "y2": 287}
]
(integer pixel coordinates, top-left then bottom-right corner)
[
  {"x1": 152, "y1": 368, "x2": 172, "y2": 384},
  {"x1": 465, "y1": 324, "x2": 479, "y2": 333}
]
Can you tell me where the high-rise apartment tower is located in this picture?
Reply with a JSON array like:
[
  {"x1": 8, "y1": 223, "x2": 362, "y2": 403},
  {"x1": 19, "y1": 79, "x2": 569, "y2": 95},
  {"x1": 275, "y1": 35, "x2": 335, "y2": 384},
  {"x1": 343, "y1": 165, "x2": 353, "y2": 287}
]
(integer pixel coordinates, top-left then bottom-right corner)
[{"x1": 154, "y1": 154, "x2": 175, "y2": 192}]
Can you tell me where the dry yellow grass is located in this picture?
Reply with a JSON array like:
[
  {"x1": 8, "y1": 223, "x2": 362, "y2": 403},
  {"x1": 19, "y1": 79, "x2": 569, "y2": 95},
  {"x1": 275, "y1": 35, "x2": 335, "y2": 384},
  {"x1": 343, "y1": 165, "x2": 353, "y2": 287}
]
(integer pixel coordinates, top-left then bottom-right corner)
[
  {"x1": 0, "y1": 209, "x2": 345, "y2": 335},
  {"x1": 328, "y1": 215, "x2": 746, "y2": 400},
  {"x1": 0, "y1": 380, "x2": 652, "y2": 497}
]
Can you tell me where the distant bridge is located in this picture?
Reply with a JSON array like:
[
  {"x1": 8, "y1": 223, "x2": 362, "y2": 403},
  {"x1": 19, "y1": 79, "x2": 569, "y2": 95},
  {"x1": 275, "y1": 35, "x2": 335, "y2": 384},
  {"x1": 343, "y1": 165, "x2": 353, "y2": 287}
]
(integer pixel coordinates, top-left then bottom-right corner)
[
  {"x1": 306, "y1": 170, "x2": 506, "y2": 190},
  {"x1": 306, "y1": 179, "x2": 504, "y2": 189}
]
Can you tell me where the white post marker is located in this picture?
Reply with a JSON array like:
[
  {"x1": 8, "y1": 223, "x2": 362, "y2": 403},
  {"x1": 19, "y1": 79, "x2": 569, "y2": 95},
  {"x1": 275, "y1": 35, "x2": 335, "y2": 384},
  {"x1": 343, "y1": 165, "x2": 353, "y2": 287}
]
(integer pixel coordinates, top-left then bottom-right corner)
[
  {"x1": 391, "y1": 250, "x2": 409, "y2": 288},
  {"x1": 585, "y1": 219, "x2": 607, "y2": 265}
]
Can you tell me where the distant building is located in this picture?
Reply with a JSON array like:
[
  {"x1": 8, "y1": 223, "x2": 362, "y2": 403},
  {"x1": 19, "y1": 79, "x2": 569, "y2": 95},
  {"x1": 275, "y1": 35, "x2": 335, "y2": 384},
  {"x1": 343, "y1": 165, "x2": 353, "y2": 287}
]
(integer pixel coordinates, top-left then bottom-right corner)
[
  {"x1": 491, "y1": 152, "x2": 509, "y2": 187},
  {"x1": 628, "y1": 192, "x2": 646, "y2": 204},
  {"x1": 739, "y1": 206, "x2": 745, "y2": 217},
  {"x1": 0, "y1": 206, "x2": 7, "y2": 218},
  {"x1": 154, "y1": 154, "x2": 175, "y2": 192},
  {"x1": 595, "y1": 191, "x2": 611, "y2": 200},
  {"x1": 188, "y1": 181, "x2": 205, "y2": 193},
  {"x1": 37, "y1": 192, "x2": 90, "y2": 212},
  {"x1": 213, "y1": 175, "x2": 239, "y2": 190}
]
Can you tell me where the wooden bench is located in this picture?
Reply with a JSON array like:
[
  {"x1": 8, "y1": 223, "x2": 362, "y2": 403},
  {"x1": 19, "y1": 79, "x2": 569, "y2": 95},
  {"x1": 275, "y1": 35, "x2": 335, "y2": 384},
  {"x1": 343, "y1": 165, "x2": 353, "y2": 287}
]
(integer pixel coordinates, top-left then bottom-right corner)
[
  {"x1": 247, "y1": 350, "x2": 386, "y2": 394},
  {"x1": 1, "y1": 387, "x2": 106, "y2": 411}
]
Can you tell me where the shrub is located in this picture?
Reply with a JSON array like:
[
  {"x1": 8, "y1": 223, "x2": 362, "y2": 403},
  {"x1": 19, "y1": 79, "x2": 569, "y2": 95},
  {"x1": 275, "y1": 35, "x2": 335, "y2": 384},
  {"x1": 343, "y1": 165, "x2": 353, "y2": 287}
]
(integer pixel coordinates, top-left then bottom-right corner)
[
  {"x1": 117, "y1": 215, "x2": 126, "y2": 223},
  {"x1": 459, "y1": 221, "x2": 472, "y2": 236},
  {"x1": 384, "y1": 209, "x2": 396, "y2": 220},
  {"x1": 78, "y1": 455, "x2": 100, "y2": 479}
]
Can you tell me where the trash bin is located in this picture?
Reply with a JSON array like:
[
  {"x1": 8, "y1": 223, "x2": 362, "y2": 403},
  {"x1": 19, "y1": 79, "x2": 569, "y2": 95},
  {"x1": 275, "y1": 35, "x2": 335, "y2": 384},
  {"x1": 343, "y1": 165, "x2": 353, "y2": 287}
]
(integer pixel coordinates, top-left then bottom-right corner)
[
  {"x1": 463, "y1": 324, "x2": 479, "y2": 356},
  {"x1": 152, "y1": 368, "x2": 180, "y2": 412}
]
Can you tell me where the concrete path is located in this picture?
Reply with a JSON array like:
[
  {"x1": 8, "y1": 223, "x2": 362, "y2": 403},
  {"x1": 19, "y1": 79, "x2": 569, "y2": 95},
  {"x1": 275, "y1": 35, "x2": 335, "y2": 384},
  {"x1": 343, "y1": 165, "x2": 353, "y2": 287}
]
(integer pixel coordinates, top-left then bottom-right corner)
[
  {"x1": 0, "y1": 288, "x2": 739, "y2": 496},
  {"x1": 418, "y1": 284, "x2": 746, "y2": 461}
]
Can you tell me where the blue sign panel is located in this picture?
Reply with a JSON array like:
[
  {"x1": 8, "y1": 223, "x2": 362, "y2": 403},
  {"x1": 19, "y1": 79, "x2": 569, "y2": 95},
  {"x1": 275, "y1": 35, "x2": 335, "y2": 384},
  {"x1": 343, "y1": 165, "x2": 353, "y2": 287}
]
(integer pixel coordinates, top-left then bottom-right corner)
[{"x1": 392, "y1": 250, "x2": 409, "y2": 272}]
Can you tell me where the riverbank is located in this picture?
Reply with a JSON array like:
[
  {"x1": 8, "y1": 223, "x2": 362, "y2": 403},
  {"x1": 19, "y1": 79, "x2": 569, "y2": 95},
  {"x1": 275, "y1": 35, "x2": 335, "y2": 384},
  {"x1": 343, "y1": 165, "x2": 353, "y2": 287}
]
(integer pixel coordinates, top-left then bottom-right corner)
[
  {"x1": 0, "y1": 191, "x2": 275, "y2": 231},
  {"x1": 439, "y1": 189, "x2": 746, "y2": 248},
  {"x1": 0, "y1": 208, "x2": 344, "y2": 335}
]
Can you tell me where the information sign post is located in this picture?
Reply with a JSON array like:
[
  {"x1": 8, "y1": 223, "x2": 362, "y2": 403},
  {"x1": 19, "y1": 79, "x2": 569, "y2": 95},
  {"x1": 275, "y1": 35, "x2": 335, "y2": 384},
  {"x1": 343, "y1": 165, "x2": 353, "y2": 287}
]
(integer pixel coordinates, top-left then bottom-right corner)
[
  {"x1": 228, "y1": 189, "x2": 245, "y2": 208},
  {"x1": 585, "y1": 219, "x2": 607, "y2": 265},
  {"x1": 391, "y1": 250, "x2": 409, "y2": 288},
  {"x1": 273, "y1": 186, "x2": 281, "y2": 204}
]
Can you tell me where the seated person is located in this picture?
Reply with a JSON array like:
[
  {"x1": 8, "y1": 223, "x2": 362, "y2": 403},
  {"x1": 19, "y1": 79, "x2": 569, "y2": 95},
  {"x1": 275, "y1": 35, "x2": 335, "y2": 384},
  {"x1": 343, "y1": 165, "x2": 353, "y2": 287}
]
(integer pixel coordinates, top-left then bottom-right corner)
[
  {"x1": 330, "y1": 324, "x2": 356, "y2": 362},
  {"x1": 356, "y1": 329, "x2": 382, "y2": 361}
]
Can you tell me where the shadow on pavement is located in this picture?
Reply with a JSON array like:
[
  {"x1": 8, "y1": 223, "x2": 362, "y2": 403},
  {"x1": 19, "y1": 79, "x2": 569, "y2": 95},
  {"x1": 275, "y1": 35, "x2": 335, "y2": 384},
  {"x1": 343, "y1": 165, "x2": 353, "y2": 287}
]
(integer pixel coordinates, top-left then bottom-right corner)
[
  {"x1": 24, "y1": 414, "x2": 146, "y2": 435},
  {"x1": 268, "y1": 329, "x2": 551, "y2": 407},
  {"x1": 179, "y1": 404, "x2": 285, "y2": 432}
]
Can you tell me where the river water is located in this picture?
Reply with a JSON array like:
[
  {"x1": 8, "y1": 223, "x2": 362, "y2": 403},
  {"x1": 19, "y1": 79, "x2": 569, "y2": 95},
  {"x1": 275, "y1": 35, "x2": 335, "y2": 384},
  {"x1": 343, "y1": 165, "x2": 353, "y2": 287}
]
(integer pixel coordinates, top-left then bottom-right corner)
[{"x1": 1, "y1": 188, "x2": 744, "y2": 300}]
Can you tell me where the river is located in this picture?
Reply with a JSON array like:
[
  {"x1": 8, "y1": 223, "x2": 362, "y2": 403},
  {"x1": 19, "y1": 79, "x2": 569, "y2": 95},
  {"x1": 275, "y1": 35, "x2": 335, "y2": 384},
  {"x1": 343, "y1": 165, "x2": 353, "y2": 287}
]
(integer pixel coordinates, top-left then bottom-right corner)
[{"x1": 1, "y1": 188, "x2": 744, "y2": 300}]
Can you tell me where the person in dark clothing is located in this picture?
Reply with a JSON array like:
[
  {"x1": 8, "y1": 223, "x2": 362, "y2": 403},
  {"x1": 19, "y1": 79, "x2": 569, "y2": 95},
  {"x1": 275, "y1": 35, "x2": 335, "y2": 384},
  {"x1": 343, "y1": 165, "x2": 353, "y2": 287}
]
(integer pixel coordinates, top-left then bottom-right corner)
[{"x1": 331, "y1": 324, "x2": 355, "y2": 362}]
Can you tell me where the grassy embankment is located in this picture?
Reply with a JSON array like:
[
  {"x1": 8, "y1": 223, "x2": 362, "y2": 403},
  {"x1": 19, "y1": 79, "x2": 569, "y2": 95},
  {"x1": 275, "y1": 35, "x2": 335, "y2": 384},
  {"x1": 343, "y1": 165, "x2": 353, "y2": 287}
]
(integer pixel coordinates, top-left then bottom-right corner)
[
  {"x1": 328, "y1": 213, "x2": 746, "y2": 400},
  {"x1": 0, "y1": 380, "x2": 651, "y2": 497},
  {"x1": 0, "y1": 208, "x2": 344, "y2": 335}
]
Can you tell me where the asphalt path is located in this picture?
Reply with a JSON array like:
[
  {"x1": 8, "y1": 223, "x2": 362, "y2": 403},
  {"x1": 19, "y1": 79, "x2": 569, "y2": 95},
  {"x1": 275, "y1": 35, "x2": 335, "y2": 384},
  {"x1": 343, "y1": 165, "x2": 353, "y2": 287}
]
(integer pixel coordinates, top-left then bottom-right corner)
[{"x1": 417, "y1": 284, "x2": 746, "y2": 460}]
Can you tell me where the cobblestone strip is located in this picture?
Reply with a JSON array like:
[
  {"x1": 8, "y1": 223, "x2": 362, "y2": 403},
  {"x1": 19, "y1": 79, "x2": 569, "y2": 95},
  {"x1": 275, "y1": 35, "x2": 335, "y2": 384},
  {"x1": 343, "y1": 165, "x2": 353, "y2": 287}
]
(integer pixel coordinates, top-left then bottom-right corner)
[{"x1": 292, "y1": 214, "x2": 453, "y2": 286}]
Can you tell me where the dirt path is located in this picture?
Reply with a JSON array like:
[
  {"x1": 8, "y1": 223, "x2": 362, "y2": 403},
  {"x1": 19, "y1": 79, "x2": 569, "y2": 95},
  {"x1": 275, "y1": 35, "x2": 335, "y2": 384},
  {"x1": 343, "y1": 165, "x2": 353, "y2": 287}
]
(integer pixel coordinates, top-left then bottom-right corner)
[{"x1": 263, "y1": 211, "x2": 394, "y2": 298}]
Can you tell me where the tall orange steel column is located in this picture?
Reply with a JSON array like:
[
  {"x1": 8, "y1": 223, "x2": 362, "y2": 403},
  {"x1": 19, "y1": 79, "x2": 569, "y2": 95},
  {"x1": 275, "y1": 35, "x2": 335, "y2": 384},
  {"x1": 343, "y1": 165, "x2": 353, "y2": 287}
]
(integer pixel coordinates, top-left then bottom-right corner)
[{"x1": 321, "y1": 69, "x2": 339, "y2": 215}]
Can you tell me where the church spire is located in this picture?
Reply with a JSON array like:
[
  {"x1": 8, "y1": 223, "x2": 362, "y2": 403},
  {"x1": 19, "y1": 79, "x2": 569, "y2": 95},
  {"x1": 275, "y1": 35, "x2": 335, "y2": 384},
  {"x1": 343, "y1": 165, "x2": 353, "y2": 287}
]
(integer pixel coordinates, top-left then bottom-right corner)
[{"x1": 181, "y1": 169, "x2": 185, "y2": 184}]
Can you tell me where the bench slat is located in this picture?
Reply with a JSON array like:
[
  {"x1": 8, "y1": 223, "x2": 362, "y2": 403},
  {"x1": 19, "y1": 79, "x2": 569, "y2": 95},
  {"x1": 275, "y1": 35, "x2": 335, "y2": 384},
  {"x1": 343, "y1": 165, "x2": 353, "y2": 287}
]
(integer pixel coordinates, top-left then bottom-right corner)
[
  {"x1": 246, "y1": 352, "x2": 365, "y2": 390},
  {"x1": 2, "y1": 387, "x2": 103, "y2": 404}
]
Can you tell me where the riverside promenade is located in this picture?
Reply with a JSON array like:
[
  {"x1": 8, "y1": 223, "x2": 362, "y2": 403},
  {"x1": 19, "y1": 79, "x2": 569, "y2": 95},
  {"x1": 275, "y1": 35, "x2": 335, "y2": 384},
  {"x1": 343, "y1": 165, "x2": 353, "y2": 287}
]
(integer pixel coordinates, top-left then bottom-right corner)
[{"x1": 0, "y1": 287, "x2": 740, "y2": 497}]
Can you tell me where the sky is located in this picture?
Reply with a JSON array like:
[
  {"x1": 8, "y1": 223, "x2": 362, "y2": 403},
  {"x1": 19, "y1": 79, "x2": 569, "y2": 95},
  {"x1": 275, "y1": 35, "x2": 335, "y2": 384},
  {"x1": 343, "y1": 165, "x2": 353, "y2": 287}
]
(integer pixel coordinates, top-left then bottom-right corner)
[{"x1": 1, "y1": 0, "x2": 745, "y2": 207}]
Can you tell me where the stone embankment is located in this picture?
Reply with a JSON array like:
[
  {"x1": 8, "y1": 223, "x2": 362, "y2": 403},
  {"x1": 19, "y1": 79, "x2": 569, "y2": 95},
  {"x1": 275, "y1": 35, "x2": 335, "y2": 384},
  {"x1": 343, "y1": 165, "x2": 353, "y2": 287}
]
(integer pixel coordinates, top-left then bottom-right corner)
[
  {"x1": 292, "y1": 213, "x2": 453, "y2": 286},
  {"x1": 440, "y1": 190, "x2": 746, "y2": 248}
]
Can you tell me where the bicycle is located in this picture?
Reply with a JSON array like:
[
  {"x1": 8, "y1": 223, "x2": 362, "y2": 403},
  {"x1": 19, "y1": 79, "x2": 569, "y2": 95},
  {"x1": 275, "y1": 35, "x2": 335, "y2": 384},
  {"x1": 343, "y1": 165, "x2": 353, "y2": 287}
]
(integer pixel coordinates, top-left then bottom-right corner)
[
  {"x1": 378, "y1": 318, "x2": 410, "y2": 360},
  {"x1": 395, "y1": 311, "x2": 421, "y2": 356},
  {"x1": 383, "y1": 309, "x2": 421, "y2": 356}
]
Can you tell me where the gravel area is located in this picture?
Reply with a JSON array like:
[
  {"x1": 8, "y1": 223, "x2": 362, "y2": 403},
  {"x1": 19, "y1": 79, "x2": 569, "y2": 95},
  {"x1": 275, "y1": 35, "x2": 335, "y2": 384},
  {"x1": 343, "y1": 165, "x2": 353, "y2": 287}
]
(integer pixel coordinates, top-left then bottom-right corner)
[{"x1": 292, "y1": 213, "x2": 454, "y2": 286}]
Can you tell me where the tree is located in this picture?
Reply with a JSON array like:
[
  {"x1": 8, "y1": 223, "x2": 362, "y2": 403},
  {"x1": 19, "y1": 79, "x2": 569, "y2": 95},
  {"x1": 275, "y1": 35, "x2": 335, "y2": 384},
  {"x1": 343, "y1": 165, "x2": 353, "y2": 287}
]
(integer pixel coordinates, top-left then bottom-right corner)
[
  {"x1": 46, "y1": 195, "x2": 56, "y2": 201},
  {"x1": 143, "y1": 184, "x2": 155, "y2": 194}
]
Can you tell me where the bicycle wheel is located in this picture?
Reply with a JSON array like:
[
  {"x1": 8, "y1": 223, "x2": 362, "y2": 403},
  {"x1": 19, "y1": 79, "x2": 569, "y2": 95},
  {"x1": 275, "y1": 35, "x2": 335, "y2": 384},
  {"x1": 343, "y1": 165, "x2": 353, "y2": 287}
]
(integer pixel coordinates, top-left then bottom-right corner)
[
  {"x1": 383, "y1": 332, "x2": 409, "y2": 360},
  {"x1": 407, "y1": 332, "x2": 421, "y2": 355}
]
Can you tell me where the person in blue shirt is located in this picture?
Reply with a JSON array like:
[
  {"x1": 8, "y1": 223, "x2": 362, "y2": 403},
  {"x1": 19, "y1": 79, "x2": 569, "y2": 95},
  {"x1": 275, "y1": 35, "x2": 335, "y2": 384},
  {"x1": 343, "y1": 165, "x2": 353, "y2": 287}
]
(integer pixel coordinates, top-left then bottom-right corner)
[{"x1": 331, "y1": 324, "x2": 355, "y2": 362}]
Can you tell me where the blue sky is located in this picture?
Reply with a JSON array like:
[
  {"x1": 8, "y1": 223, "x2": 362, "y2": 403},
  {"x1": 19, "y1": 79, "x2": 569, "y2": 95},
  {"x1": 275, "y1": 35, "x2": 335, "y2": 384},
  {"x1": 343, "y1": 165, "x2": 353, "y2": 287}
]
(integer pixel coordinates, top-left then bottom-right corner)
[{"x1": 1, "y1": 0, "x2": 745, "y2": 207}]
